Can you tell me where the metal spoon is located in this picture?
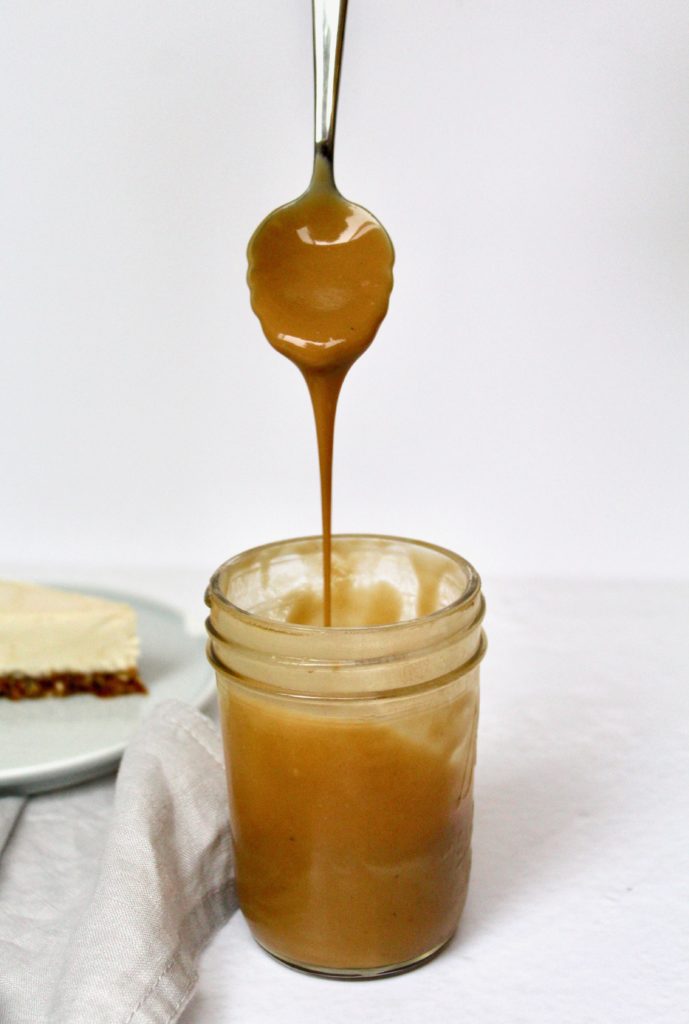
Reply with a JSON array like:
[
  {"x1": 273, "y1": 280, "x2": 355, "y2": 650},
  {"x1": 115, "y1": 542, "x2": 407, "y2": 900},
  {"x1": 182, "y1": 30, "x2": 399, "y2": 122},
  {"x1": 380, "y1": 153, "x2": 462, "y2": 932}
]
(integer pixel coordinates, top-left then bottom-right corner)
[{"x1": 247, "y1": 0, "x2": 394, "y2": 372}]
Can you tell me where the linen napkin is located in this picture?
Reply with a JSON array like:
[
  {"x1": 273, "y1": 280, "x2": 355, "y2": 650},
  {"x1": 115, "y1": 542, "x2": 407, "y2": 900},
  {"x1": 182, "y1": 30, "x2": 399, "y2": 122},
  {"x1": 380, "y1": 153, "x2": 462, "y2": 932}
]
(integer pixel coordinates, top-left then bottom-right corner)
[{"x1": 0, "y1": 700, "x2": 235, "y2": 1024}]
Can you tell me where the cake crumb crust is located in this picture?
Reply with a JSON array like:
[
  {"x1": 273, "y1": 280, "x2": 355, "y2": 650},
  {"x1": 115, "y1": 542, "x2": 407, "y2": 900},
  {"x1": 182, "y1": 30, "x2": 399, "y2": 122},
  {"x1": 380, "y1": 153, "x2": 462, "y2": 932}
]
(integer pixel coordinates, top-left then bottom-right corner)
[{"x1": 0, "y1": 669, "x2": 147, "y2": 700}]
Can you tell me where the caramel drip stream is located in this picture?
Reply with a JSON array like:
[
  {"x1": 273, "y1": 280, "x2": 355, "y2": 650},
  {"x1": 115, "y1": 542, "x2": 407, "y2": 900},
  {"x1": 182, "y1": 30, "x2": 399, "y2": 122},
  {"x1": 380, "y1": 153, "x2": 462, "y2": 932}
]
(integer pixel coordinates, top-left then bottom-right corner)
[{"x1": 303, "y1": 365, "x2": 346, "y2": 625}]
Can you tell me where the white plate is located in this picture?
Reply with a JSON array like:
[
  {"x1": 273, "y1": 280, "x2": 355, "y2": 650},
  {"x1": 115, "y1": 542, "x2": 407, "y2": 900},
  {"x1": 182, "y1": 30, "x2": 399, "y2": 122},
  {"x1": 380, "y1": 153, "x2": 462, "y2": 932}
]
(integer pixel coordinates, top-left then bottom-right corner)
[{"x1": 0, "y1": 587, "x2": 215, "y2": 795}]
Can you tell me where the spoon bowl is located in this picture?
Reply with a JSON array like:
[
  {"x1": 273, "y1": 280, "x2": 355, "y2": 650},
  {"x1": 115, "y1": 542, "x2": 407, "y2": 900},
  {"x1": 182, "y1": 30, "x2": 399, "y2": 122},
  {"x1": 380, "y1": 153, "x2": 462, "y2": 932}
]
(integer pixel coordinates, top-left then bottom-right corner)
[{"x1": 248, "y1": 162, "x2": 394, "y2": 373}]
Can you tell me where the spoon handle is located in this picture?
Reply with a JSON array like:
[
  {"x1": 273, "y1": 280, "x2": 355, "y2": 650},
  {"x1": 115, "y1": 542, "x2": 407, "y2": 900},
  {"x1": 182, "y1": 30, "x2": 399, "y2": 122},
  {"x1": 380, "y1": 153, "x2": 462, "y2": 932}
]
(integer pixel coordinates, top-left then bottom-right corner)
[{"x1": 312, "y1": 0, "x2": 348, "y2": 177}]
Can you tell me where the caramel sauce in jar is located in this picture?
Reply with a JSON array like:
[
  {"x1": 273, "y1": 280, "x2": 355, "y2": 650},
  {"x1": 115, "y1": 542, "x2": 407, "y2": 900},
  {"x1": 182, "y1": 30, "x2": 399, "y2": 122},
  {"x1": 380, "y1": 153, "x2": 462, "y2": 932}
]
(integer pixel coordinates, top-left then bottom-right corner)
[{"x1": 206, "y1": 535, "x2": 485, "y2": 976}]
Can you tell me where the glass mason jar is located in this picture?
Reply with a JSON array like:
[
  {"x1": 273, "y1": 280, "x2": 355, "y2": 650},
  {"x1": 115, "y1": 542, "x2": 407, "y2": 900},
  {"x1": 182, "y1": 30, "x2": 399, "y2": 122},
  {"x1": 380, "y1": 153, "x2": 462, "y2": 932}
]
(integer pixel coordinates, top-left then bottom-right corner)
[{"x1": 205, "y1": 535, "x2": 486, "y2": 978}]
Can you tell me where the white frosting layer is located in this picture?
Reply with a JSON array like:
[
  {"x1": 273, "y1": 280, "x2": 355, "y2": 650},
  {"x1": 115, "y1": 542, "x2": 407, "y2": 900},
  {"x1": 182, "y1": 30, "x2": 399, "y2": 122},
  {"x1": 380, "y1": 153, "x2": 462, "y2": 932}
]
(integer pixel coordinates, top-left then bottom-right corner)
[{"x1": 0, "y1": 581, "x2": 140, "y2": 675}]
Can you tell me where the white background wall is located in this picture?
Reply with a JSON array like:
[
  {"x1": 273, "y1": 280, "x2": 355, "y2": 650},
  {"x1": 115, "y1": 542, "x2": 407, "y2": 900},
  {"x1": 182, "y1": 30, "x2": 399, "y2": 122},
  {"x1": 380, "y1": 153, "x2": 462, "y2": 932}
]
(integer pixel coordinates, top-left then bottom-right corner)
[{"x1": 2, "y1": 0, "x2": 687, "y2": 579}]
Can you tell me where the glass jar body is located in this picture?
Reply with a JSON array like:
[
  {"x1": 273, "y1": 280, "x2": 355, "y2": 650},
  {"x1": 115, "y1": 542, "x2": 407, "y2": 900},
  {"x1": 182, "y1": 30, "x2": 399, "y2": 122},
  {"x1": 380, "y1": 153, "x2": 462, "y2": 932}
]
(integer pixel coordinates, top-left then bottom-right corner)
[{"x1": 206, "y1": 535, "x2": 485, "y2": 977}]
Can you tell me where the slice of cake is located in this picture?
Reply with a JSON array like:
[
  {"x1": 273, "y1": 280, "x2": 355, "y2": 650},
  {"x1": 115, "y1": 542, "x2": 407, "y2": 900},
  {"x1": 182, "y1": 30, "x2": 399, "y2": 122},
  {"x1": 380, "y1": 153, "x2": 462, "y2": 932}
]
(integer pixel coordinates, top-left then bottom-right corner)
[{"x1": 0, "y1": 581, "x2": 146, "y2": 700}]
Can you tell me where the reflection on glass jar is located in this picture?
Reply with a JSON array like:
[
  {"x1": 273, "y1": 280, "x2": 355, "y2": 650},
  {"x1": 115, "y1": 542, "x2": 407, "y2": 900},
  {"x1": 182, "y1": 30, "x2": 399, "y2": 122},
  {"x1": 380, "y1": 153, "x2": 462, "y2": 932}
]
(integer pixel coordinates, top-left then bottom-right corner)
[{"x1": 206, "y1": 535, "x2": 486, "y2": 978}]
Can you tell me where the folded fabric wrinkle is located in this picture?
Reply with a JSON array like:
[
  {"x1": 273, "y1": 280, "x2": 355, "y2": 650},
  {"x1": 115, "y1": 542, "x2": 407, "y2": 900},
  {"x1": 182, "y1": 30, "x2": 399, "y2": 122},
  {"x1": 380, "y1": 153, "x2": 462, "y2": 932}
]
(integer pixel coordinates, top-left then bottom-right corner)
[{"x1": 0, "y1": 700, "x2": 235, "y2": 1024}]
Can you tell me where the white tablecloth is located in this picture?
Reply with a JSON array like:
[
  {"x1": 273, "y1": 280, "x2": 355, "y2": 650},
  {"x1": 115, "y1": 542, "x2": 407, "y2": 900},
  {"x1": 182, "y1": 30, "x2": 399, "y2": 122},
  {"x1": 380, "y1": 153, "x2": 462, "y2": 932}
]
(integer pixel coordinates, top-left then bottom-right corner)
[{"x1": 1, "y1": 570, "x2": 687, "y2": 1024}]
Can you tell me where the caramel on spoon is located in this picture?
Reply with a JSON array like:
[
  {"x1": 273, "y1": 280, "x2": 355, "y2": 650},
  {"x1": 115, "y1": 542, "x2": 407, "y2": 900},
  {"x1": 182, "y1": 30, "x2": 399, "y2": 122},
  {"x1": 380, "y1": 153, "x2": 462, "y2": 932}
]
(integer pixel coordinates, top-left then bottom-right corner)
[{"x1": 247, "y1": 0, "x2": 394, "y2": 625}]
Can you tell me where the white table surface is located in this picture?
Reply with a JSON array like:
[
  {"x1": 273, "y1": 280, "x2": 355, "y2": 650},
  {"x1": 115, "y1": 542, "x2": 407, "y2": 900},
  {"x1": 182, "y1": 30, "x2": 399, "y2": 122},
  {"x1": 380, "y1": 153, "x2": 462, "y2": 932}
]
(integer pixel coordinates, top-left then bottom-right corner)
[{"x1": 5, "y1": 566, "x2": 688, "y2": 1024}]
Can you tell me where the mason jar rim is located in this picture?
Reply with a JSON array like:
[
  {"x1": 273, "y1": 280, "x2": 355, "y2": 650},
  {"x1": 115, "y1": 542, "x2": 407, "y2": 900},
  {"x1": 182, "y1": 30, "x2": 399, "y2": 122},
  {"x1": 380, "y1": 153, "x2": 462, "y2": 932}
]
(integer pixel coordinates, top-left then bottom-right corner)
[{"x1": 206, "y1": 533, "x2": 481, "y2": 637}]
